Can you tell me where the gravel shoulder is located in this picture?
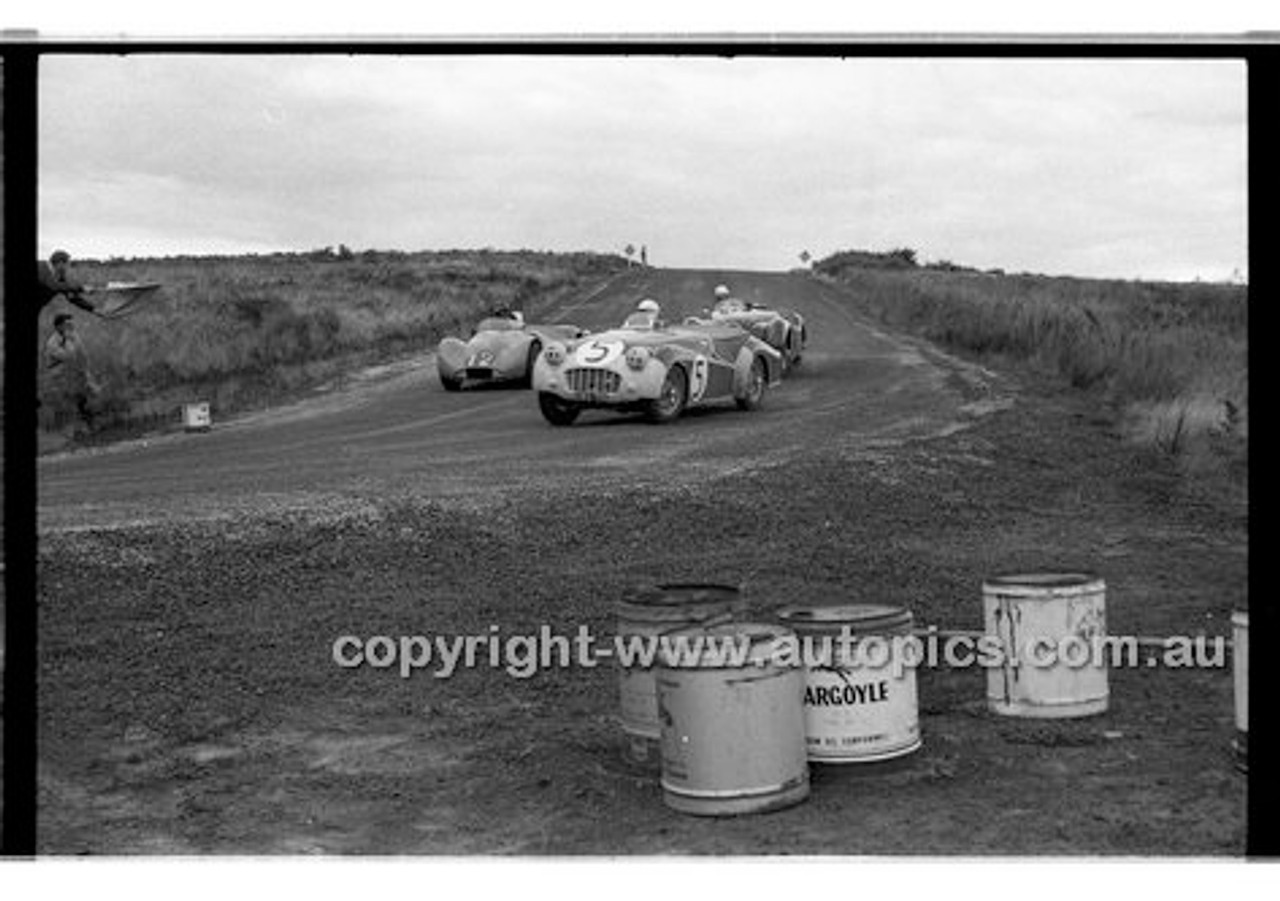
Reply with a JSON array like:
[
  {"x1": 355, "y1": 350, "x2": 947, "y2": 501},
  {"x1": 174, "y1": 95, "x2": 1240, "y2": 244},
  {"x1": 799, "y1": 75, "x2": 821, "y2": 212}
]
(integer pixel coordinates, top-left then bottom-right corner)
[{"x1": 36, "y1": 356, "x2": 1247, "y2": 854}]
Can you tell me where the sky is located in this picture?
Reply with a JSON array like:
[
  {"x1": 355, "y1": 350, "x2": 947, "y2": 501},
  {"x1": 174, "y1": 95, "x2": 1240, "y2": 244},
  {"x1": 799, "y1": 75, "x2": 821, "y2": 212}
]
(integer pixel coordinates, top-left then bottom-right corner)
[{"x1": 37, "y1": 54, "x2": 1248, "y2": 282}]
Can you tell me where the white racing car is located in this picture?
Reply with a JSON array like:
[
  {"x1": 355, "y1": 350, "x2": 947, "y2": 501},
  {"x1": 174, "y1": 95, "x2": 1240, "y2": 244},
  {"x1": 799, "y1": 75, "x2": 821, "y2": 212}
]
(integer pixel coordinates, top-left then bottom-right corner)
[
  {"x1": 437, "y1": 314, "x2": 586, "y2": 391},
  {"x1": 531, "y1": 308, "x2": 784, "y2": 425}
]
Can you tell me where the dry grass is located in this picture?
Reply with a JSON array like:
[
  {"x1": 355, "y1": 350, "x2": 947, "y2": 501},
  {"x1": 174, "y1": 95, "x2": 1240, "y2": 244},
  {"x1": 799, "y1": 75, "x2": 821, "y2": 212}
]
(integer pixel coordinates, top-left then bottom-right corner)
[
  {"x1": 815, "y1": 257, "x2": 1247, "y2": 484},
  {"x1": 35, "y1": 249, "x2": 625, "y2": 434}
]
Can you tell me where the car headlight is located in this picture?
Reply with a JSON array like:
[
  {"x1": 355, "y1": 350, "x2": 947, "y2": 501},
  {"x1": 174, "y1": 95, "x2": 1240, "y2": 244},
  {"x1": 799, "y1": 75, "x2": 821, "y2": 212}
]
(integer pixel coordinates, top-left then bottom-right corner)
[
  {"x1": 625, "y1": 346, "x2": 650, "y2": 371},
  {"x1": 544, "y1": 343, "x2": 566, "y2": 366}
]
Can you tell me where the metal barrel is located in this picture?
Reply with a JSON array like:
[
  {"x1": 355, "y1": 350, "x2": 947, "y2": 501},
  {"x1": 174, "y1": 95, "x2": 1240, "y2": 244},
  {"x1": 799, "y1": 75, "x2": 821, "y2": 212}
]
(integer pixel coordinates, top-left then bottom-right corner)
[
  {"x1": 775, "y1": 603, "x2": 921, "y2": 763},
  {"x1": 983, "y1": 573, "x2": 1109, "y2": 718},
  {"x1": 656, "y1": 621, "x2": 810, "y2": 816},
  {"x1": 1233, "y1": 610, "x2": 1248, "y2": 772},
  {"x1": 614, "y1": 583, "x2": 748, "y2": 764}
]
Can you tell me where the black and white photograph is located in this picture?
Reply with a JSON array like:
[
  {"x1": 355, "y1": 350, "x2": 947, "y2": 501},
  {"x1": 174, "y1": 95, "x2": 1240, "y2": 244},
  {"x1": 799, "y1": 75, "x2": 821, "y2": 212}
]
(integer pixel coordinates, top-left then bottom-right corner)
[{"x1": 1, "y1": 12, "x2": 1262, "y2": 881}]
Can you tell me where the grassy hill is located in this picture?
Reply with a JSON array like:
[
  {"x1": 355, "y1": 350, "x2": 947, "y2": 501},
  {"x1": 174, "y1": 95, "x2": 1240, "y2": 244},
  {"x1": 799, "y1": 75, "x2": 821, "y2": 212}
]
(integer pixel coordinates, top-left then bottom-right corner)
[
  {"x1": 814, "y1": 250, "x2": 1247, "y2": 489},
  {"x1": 36, "y1": 248, "x2": 627, "y2": 437},
  {"x1": 35, "y1": 244, "x2": 1248, "y2": 494}
]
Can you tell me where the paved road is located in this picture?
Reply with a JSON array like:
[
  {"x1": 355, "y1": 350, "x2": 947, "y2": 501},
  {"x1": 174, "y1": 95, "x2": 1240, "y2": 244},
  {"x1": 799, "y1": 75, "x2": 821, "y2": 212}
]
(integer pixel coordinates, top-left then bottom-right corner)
[{"x1": 38, "y1": 269, "x2": 1006, "y2": 532}]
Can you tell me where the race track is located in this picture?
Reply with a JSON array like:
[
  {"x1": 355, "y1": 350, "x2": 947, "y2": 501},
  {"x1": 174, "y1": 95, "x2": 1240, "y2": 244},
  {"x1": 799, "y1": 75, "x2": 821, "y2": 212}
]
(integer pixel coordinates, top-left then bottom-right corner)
[
  {"x1": 34, "y1": 269, "x2": 1247, "y2": 856},
  {"x1": 38, "y1": 269, "x2": 1005, "y2": 531}
]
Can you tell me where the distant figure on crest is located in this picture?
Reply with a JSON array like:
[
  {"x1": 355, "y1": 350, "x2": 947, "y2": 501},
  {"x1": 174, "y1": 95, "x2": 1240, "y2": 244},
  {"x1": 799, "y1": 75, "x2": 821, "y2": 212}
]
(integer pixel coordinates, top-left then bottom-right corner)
[{"x1": 640, "y1": 245, "x2": 648, "y2": 267}]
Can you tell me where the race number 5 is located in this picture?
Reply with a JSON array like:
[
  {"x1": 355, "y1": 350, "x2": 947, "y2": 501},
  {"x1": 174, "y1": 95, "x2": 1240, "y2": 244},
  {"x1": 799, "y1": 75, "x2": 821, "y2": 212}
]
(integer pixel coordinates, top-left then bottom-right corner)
[
  {"x1": 689, "y1": 355, "x2": 710, "y2": 402},
  {"x1": 576, "y1": 339, "x2": 623, "y2": 366}
]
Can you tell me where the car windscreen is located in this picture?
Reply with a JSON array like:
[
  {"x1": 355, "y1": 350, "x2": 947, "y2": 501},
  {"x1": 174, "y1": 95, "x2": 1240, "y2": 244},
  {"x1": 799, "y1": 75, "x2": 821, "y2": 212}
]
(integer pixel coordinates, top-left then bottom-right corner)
[
  {"x1": 476, "y1": 318, "x2": 521, "y2": 332},
  {"x1": 622, "y1": 312, "x2": 658, "y2": 329}
]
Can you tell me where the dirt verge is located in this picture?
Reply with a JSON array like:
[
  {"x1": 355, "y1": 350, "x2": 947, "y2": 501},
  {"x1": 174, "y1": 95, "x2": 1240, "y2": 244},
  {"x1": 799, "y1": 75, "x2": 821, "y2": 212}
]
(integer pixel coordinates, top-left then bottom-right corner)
[{"x1": 36, "y1": 362, "x2": 1246, "y2": 854}]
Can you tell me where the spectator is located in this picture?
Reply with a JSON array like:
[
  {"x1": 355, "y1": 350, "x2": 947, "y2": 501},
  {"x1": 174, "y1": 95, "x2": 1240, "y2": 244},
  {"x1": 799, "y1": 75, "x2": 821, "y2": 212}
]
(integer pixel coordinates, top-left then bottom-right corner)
[
  {"x1": 39, "y1": 249, "x2": 97, "y2": 314},
  {"x1": 44, "y1": 313, "x2": 100, "y2": 436}
]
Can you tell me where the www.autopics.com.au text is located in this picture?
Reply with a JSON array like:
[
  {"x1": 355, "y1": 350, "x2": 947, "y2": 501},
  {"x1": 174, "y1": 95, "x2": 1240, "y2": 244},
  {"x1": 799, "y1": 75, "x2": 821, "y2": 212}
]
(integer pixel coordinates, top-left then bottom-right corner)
[{"x1": 331, "y1": 625, "x2": 1227, "y2": 680}]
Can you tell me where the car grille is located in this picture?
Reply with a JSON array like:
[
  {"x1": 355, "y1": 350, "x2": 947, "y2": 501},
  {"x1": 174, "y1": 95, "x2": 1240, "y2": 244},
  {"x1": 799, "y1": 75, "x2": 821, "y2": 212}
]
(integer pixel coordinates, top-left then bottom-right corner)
[
  {"x1": 465, "y1": 368, "x2": 495, "y2": 380},
  {"x1": 566, "y1": 368, "x2": 621, "y2": 395}
]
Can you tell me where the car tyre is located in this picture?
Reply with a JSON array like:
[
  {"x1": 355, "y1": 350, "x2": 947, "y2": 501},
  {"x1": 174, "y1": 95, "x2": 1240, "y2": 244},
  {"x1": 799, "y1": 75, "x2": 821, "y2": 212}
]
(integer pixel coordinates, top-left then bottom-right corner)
[
  {"x1": 441, "y1": 375, "x2": 462, "y2": 392},
  {"x1": 791, "y1": 326, "x2": 805, "y2": 369},
  {"x1": 539, "y1": 391, "x2": 580, "y2": 426},
  {"x1": 736, "y1": 355, "x2": 768, "y2": 411},
  {"x1": 523, "y1": 340, "x2": 542, "y2": 388},
  {"x1": 647, "y1": 364, "x2": 687, "y2": 424}
]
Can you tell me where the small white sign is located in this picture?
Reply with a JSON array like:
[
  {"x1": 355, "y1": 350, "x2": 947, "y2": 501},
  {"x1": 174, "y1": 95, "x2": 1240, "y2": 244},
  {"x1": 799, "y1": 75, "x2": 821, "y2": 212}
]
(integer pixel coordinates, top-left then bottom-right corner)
[{"x1": 183, "y1": 402, "x2": 212, "y2": 431}]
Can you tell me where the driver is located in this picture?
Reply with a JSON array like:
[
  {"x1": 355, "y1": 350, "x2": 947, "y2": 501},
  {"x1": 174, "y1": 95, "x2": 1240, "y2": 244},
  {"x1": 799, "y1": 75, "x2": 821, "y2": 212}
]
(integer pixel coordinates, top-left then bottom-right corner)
[
  {"x1": 711, "y1": 284, "x2": 746, "y2": 316},
  {"x1": 625, "y1": 298, "x2": 663, "y2": 329}
]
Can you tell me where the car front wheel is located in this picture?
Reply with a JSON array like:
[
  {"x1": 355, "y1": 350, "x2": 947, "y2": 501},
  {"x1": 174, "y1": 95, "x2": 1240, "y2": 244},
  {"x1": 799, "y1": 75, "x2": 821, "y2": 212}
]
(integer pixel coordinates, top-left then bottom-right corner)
[
  {"x1": 647, "y1": 365, "x2": 688, "y2": 423},
  {"x1": 523, "y1": 340, "x2": 542, "y2": 388},
  {"x1": 539, "y1": 391, "x2": 580, "y2": 426},
  {"x1": 786, "y1": 327, "x2": 803, "y2": 370},
  {"x1": 736, "y1": 356, "x2": 768, "y2": 411}
]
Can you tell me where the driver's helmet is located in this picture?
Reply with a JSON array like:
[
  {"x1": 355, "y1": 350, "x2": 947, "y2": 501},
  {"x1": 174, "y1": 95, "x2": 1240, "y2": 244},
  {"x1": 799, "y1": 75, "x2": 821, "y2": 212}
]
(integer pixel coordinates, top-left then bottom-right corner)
[
  {"x1": 636, "y1": 298, "x2": 660, "y2": 314},
  {"x1": 714, "y1": 284, "x2": 731, "y2": 299},
  {"x1": 712, "y1": 295, "x2": 745, "y2": 316}
]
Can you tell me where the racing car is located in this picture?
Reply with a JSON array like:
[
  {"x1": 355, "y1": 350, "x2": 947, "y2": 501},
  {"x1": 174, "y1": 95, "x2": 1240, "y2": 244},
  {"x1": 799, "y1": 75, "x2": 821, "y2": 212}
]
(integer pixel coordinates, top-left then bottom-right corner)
[
  {"x1": 531, "y1": 309, "x2": 784, "y2": 425},
  {"x1": 437, "y1": 315, "x2": 587, "y2": 391},
  {"x1": 702, "y1": 296, "x2": 806, "y2": 372}
]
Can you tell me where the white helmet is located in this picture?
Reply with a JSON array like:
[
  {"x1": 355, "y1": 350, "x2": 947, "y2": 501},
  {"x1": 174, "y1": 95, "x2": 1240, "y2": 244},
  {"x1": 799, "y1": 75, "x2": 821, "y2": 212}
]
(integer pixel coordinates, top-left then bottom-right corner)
[
  {"x1": 637, "y1": 298, "x2": 660, "y2": 313},
  {"x1": 714, "y1": 284, "x2": 730, "y2": 298}
]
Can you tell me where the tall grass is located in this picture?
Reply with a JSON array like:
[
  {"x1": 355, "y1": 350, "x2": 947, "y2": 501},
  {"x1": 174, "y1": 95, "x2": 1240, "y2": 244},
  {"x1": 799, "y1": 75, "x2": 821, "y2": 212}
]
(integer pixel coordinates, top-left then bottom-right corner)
[
  {"x1": 37, "y1": 249, "x2": 626, "y2": 434},
  {"x1": 814, "y1": 256, "x2": 1248, "y2": 484}
]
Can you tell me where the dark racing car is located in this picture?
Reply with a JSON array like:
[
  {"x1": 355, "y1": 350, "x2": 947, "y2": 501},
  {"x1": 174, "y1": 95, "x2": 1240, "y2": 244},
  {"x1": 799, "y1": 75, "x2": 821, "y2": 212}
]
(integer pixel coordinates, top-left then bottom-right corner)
[{"x1": 701, "y1": 296, "x2": 806, "y2": 372}]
